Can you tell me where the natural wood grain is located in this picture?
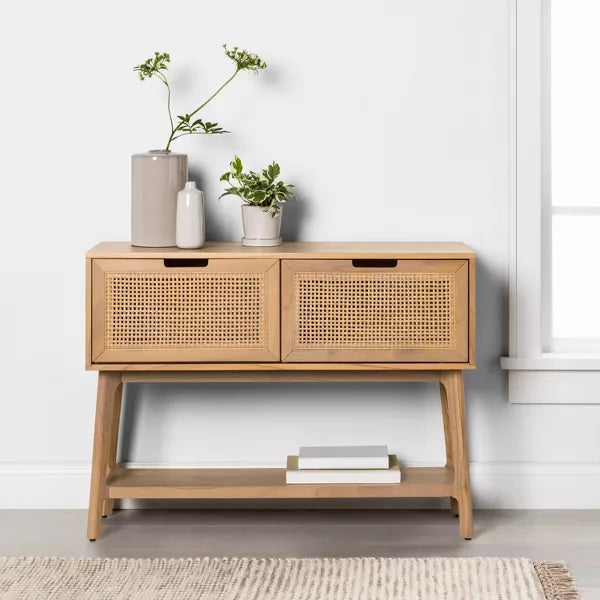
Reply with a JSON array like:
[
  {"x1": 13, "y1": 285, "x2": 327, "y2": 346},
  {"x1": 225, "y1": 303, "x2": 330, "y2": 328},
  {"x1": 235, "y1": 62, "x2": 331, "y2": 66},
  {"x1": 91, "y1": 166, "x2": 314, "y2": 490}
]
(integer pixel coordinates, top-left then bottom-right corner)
[
  {"x1": 87, "y1": 372, "x2": 121, "y2": 540},
  {"x1": 440, "y1": 382, "x2": 459, "y2": 517},
  {"x1": 91, "y1": 258, "x2": 280, "y2": 364},
  {"x1": 281, "y1": 259, "x2": 469, "y2": 363},
  {"x1": 101, "y1": 385, "x2": 123, "y2": 518},
  {"x1": 90, "y1": 362, "x2": 477, "y2": 372},
  {"x1": 441, "y1": 371, "x2": 473, "y2": 539},
  {"x1": 85, "y1": 257, "x2": 92, "y2": 368},
  {"x1": 468, "y1": 257, "x2": 476, "y2": 367},
  {"x1": 87, "y1": 241, "x2": 476, "y2": 260},
  {"x1": 106, "y1": 467, "x2": 454, "y2": 500},
  {"x1": 86, "y1": 244, "x2": 476, "y2": 371},
  {"x1": 91, "y1": 260, "x2": 104, "y2": 364},
  {"x1": 120, "y1": 370, "x2": 444, "y2": 384},
  {"x1": 454, "y1": 262, "x2": 470, "y2": 363},
  {"x1": 85, "y1": 241, "x2": 476, "y2": 540}
]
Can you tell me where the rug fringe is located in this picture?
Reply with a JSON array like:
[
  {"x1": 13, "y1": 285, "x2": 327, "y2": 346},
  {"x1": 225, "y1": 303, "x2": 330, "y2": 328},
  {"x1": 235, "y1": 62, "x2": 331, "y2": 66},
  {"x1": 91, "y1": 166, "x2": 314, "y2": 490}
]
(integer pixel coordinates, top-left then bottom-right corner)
[{"x1": 534, "y1": 561, "x2": 580, "y2": 600}]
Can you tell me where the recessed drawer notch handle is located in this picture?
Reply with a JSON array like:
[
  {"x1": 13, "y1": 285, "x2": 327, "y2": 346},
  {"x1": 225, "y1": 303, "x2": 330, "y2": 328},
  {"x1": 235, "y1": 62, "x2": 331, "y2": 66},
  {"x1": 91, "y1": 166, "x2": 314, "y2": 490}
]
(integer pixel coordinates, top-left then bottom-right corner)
[
  {"x1": 163, "y1": 258, "x2": 209, "y2": 268},
  {"x1": 351, "y1": 259, "x2": 398, "y2": 268}
]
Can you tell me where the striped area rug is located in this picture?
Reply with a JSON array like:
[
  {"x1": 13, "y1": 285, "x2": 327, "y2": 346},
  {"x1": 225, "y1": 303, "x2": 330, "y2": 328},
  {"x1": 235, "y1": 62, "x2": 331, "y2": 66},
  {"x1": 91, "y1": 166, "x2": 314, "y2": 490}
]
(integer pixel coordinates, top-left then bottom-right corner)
[{"x1": 0, "y1": 557, "x2": 579, "y2": 599}]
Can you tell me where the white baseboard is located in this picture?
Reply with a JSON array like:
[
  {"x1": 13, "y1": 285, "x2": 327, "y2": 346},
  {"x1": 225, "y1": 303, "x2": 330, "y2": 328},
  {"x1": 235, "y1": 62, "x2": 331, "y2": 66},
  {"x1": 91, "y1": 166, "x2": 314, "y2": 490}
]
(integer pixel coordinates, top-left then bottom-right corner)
[
  {"x1": 469, "y1": 462, "x2": 600, "y2": 509},
  {"x1": 1, "y1": 462, "x2": 599, "y2": 509},
  {"x1": 0, "y1": 464, "x2": 91, "y2": 509}
]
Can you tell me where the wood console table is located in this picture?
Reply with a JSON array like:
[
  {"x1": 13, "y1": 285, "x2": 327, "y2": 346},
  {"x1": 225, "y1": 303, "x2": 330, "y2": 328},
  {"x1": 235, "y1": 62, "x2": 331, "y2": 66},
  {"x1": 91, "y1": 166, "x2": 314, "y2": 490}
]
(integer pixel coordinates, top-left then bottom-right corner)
[{"x1": 86, "y1": 242, "x2": 476, "y2": 540}]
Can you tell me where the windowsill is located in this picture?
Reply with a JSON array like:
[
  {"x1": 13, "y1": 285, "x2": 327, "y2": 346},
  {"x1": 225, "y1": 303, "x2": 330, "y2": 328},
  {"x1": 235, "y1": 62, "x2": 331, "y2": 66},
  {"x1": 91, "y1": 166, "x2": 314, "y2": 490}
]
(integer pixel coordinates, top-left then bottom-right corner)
[
  {"x1": 500, "y1": 355, "x2": 600, "y2": 404},
  {"x1": 500, "y1": 354, "x2": 600, "y2": 371}
]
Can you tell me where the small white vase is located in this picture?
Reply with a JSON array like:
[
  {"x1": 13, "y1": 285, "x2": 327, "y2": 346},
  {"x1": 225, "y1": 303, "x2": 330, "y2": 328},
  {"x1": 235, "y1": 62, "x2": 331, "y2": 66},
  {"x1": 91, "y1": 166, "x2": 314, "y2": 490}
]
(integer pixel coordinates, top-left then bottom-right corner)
[
  {"x1": 176, "y1": 182, "x2": 205, "y2": 249},
  {"x1": 241, "y1": 205, "x2": 282, "y2": 247}
]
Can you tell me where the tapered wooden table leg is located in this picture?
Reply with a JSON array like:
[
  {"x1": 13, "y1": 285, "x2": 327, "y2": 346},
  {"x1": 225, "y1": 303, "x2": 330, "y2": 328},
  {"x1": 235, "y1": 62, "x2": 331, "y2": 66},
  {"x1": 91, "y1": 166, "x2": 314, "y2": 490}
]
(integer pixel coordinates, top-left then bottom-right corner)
[
  {"x1": 102, "y1": 384, "x2": 123, "y2": 518},
  {"x1": 441, "y1": 370, "x2": 473, "y2": 539},
  {"x1": 87, "y1": 372, "x2": 121, "y2": 540},
  {"x1": 440, "y1": 381, "x2": 460, "y2": 517}
]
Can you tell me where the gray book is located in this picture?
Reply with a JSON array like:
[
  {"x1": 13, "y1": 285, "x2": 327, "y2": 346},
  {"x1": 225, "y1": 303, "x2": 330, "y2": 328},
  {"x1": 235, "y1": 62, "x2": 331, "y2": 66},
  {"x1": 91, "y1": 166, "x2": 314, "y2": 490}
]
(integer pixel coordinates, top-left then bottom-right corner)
[{"x1": 297, "y1": 445, "x2": 389, "y2": 470}]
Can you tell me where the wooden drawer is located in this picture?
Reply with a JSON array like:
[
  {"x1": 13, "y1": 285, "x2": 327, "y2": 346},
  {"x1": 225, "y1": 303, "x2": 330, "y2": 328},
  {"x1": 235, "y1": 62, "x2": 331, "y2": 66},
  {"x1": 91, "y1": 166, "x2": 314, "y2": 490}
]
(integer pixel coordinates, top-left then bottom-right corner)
[
  {"x1": 90, "y1": 258, "x2": 280, "y2": 363},
  {"x1": 281, "y1": 259, "x2": 469, "y2": 363}
]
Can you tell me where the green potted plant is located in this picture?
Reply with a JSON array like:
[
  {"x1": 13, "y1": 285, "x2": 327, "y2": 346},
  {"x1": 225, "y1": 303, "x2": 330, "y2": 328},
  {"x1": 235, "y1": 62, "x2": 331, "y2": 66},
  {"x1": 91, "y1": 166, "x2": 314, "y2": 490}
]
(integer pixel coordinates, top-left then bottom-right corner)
[
  {"x1": 131, "y1": 45, "x2": 266, "y2": 247},
  {"x1": 220, "y1": 156, "x2": 295, "y2": 246}
]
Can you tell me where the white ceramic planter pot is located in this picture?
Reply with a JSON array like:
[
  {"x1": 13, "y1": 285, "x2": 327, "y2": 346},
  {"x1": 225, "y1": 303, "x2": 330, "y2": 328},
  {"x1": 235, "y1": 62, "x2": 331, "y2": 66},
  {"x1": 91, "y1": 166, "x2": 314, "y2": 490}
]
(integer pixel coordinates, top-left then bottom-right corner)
[{"x1": 241, "y1": 205, "x2": 282, "y2": 246}]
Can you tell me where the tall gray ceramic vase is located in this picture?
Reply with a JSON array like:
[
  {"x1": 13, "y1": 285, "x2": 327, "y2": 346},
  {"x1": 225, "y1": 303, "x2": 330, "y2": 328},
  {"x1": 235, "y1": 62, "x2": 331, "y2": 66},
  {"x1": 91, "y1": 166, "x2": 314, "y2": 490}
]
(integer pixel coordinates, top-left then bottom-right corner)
[{"x1": 131, "y1": 150, "x2": 188, "y2": 247}]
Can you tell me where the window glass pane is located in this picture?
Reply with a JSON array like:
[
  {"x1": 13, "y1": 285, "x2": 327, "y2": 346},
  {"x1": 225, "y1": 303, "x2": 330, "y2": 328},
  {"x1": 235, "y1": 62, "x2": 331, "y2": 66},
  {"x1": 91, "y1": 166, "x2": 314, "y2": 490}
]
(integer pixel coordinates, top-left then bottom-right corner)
[
  {"x1": 552, "y1": 214, "x2": 600, "y2": 338},
  {"x1": 551, "y1": 1, "x2": 600, "y2": 207}
]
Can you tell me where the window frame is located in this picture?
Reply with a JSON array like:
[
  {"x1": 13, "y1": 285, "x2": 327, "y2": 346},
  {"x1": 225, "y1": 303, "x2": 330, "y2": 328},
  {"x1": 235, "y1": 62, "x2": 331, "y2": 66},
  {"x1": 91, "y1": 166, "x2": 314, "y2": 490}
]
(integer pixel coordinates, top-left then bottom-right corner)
[{"x1": 500, "y1": 0, "x2": 600, "y2": 404}]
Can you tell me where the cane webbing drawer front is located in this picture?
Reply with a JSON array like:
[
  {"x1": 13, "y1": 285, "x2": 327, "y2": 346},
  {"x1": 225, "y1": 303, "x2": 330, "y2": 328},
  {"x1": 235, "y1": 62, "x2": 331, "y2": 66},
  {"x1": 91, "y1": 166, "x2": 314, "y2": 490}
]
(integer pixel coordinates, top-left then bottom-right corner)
[
  {"x1": 91, "y1": 258, "x2": 280, "y2": 363},
  {"x1": 281, "y1": 259, "x2": 469, "y2": 362}
]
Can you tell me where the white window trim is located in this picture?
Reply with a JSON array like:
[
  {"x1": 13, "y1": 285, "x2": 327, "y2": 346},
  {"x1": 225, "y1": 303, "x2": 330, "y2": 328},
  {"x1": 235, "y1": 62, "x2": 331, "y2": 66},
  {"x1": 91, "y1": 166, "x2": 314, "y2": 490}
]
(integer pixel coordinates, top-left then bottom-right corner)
[{"x1": 500, "y1": 0, "x2": 600, "y2": 403}]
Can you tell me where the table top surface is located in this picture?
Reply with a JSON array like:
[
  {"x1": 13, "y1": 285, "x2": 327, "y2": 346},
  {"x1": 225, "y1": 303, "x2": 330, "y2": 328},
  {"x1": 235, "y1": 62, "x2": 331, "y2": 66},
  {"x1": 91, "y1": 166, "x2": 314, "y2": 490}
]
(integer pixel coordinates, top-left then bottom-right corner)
[{"x1": 87, "y1": 241, "x2": 476, "y2": 259}]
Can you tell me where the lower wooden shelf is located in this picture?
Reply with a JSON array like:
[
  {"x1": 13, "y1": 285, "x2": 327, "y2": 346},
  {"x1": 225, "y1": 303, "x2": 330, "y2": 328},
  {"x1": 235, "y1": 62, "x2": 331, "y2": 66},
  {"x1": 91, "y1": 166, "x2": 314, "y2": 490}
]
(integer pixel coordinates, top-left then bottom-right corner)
[
  {"x1": 87, "y1": 368, "x2": 473, "y2": 539},
  {"x1": 106, "y1": 466, "x2": 454, "y2": 500}
]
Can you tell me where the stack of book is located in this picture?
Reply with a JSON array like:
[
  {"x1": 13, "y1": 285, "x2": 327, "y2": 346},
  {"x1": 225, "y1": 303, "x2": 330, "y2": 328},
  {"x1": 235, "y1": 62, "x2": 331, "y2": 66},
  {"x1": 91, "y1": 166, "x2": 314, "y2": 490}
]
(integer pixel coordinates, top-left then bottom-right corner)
[{"x1": 285, "y1": 445, "x2": 401, "y2": 484}]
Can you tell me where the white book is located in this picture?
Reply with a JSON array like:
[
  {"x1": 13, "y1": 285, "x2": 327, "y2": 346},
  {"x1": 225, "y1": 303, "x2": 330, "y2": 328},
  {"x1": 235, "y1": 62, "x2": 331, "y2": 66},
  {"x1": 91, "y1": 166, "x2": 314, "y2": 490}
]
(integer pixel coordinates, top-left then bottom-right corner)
[
  {"x1": 286, "y1": 455, "x2": 401, "y2": 484},
  {"x1": 297, "y1": 445, "x2": 389, "y2": 470}
]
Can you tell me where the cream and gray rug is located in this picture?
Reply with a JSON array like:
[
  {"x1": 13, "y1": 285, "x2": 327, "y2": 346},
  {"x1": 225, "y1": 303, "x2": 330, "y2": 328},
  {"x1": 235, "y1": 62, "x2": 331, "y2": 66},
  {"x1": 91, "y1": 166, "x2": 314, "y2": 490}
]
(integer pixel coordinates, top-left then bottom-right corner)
[{"x1": 0, "y1": 557, "x2": 579, "y2": 600}]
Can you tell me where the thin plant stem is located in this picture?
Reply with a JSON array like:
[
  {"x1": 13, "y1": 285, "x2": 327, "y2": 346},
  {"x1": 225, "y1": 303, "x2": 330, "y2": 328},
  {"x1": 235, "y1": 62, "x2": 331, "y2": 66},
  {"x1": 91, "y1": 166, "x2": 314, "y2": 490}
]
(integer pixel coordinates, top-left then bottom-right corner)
[
  {"x1": 157, "y1": 73, "x2": 174, "y2": 138},
  {"x1": 164, "y1": 68, "x2": 240, "y2": 150},
  {"x1": 187, "y1": 69, "x2": 240, "y2": 120}
]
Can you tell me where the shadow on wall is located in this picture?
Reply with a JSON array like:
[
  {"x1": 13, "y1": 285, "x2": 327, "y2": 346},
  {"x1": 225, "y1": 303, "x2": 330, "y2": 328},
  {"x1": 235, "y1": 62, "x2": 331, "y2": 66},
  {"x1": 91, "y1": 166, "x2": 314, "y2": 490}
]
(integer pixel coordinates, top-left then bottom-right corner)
[
  {"x1": 118, "y1": 381, "x2": 436, "y2": 465},
  {"x1": 188, "y1": 167, "x2": 227, "y2": 241},
  {"x1": 461, "y1": 255, "x2": 509, "y2": 467},
  {"x1": 466, "y1": 256, "x2": 508, "y2": 395},
  {"x1": 280, "y1": 188, "x2": 309, "y2": 242},
  {"x1": 188, "y1": 166, "x2": 310, "y2": 242},
  {"x1": 119, "y1": 384, "x2": 142, "y2": 463}
]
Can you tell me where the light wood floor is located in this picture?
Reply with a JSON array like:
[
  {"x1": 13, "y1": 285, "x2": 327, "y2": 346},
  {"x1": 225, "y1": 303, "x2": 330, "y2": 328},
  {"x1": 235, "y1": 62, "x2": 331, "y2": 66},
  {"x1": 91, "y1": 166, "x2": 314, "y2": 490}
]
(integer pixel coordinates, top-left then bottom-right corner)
[{"x1": 0, "y1": 509, "x2": 598, "y2": 598}]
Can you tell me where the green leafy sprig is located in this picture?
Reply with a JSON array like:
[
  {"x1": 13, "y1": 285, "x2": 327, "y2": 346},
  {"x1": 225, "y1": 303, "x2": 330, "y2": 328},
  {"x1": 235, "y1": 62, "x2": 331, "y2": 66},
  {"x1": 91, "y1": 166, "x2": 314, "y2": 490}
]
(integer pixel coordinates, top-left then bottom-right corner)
[
  {"x1": 134, "y1": 45, "x2": 266, "y2": 151},
  {"x1": 219, "y1": 156, "x2": 295, "y2": 217}
]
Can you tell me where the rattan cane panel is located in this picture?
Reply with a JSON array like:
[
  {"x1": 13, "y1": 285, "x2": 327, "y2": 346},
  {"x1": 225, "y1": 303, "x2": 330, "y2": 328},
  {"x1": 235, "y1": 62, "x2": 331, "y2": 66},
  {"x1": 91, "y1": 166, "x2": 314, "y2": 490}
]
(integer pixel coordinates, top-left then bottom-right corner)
[
  {"x1": 105, "y1": 272, "x2": 266, "y2": 349},
  {"x1": 294, "y1": 272, "x2": 456, "y2": 349}
]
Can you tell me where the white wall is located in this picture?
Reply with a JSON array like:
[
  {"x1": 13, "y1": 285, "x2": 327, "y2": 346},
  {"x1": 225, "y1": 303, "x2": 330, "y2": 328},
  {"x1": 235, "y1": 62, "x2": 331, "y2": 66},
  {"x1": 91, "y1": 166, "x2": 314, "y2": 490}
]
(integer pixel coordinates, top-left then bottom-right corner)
[{"x1": 1, "y1": 0, "x2": 599, "y2": 509}]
